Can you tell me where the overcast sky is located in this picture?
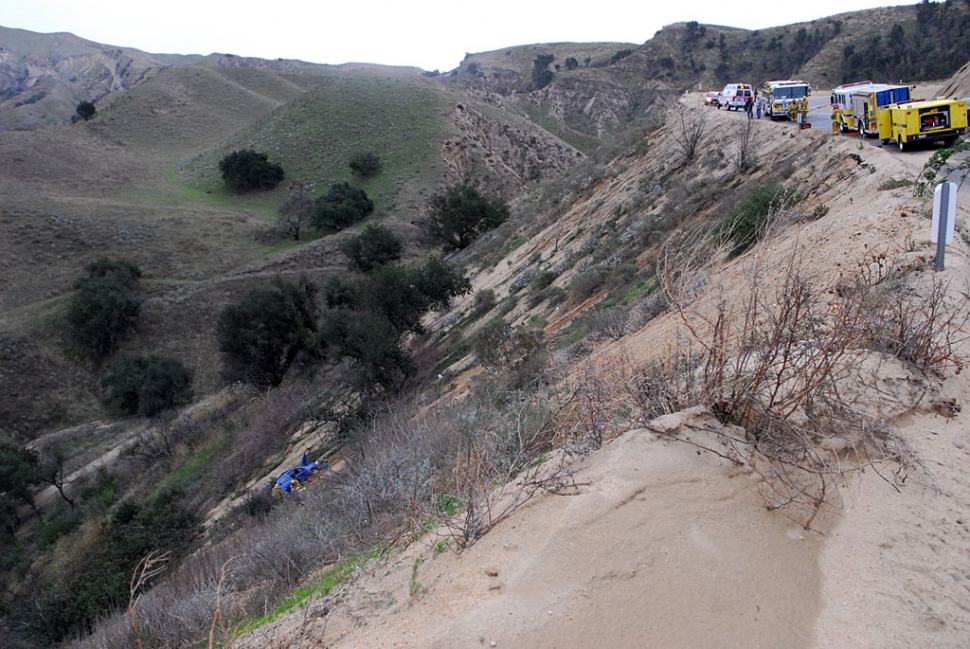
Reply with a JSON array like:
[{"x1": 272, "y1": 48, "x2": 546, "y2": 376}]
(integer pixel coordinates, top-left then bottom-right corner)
[{"x1": 6, "y1": 0, "x2": 915, "y2": 72}]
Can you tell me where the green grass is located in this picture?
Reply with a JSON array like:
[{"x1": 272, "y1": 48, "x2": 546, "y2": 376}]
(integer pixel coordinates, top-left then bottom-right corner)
[
  {"x1": 176, "y1": 72, "x2": 453, "y2": 218},
  {"x1": 235, "y1": 548, "x2": 382, "y2": 635},
  {"x1": 432, "y1": 540, "x2": 449, "y2": 556},
  {"x1": 621, "y1": 277, "x2": 655, "y2": 303},
  {"x1": 519, "y1": 101, "x2": 602, "y2": 154},
  {"x1": 151, "y1": 437, "x2": 232, "y2": 498}
]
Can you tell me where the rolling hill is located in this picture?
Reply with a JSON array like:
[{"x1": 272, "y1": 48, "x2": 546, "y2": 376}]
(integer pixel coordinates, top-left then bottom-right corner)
[{"x1": 3, "y1": 4, "x2": 970, "y2": 646}]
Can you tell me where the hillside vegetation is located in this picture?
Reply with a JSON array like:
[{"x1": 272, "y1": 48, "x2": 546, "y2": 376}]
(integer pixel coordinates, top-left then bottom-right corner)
[{"x1": 2, "y1": 4, "x2": 970, "y2": 647}]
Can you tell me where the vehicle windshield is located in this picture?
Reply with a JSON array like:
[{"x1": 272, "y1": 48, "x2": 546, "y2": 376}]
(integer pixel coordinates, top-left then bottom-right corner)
[{"x1": 773, "y1": 86, "x2": 808, "y2": 100}]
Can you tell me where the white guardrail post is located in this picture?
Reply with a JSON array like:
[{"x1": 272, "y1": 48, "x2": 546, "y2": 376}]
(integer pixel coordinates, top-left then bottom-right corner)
[{"x1": 932, "y1": 182, "x2": 956, "y2": 271}]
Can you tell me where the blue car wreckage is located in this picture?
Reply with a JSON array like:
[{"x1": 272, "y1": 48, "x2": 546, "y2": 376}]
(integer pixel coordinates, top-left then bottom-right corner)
[{"x1": 271, "y1": 452, "x2": 326, "y2": 497}]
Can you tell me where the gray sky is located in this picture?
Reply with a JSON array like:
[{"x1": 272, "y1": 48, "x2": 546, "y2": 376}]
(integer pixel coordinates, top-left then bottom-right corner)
[{"x1": 5, "y1": 0, "x2": 915, "y2": 72}]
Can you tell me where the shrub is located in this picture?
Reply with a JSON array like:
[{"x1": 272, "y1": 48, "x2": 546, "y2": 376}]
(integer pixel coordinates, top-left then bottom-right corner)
[
  {"x1": 319, "y1": 310, "x2": 416, "y2": 389},
  {"x1": 412, "y1": 255, "x2": 472, "y2": 312},
  {"x1": 75, "y1": 100, "x2": 96, "y2": 121},
  {"x1": 313, "y1": 182, "x2": 374, "y2": 231},
  {"x1": 527, "y1": 270, "x2": 558, "y2": 306},
  {"x1": 584, "y1": 305, "x2": 630, "y2": 341},
  {"x1": 474, "y1": 319, "x2": 513, "y2": 369},
  {"x1": 339, "y1": 223, "x2": 403, "y2": 272},
  {"x1": 719, "y1": 185, "x2": 802, "y2": 258},
  {"x1": 428, "y1": 185, "x2": 510, "y2": 250},
  {"x1": 217, "y1": 277, "x2": 318, "y2": 387},
  {"x1": 878, "y1": 178, "x2": 912, "y2": 191},
  {"x1": 564, "y1": 57, "x2": 579, "y2": 70},
  {"x1": 218, "y1": 149, "x2": 285, "y2": 192},
  {"x1": 474, "y1": 320, "x2": 549, "y2": 390},
  {"x1": 531, "y1": 54, "x2": 556, "y2": 90},
  {"x1": 319, "y1": 257, "x2": 469, "y2": 388},
  {"x1": 529, "y1": 270, "x2": 557, "y2": 293},
  {"x1": 41, "y1": 489, "x2": 199, "y2": 644},
  {"x1": 511, "y1": 267, "x2": 536, "y2": 293},
  {"x1": 100, "y1": 355, "x2": 194, "y2": 417},
  {"x1": 338, "y1": 258, "x2": 469, "y2": 336},
  {"x1": 472, "y1": 289, "x2": 497, "y2": 317},
  {"x1": 66, "y1": 258, "x2": 141, "y2": 362},
  {"x1": 0, "y1": 442, "x2": 41, "y2": 511},
  {"x1": 568, "y1": 268, "x2": 606, "y2": 301},
  {"x1": 277, "y1": 183, "x2": 315, "y2": 240},
  {"x1": 348, "y1": 152, "x2": 382, "y2": 178},
  {"x1": 610, "y1": 49, "x2": 634, "y2": 64},
  {"x1": 78, "y1": 467, "x2": 120, "y2": 515},
  {"x1": 532, "y1": 69, "x2": 554, "y2": 90}
]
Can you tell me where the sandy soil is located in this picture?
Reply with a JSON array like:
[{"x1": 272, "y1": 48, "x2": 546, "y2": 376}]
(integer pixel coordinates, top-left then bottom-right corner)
[
  {"x1": 235, "y1": 94, "x2": 970, "y2": 648},
  {"x1": 305, "y1": 419, "x2": 825, "y2": 649}
]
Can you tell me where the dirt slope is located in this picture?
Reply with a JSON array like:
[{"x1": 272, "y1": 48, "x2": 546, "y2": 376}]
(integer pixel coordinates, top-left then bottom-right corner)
[
  {"x1": 939, "y1": 59, "x2": 970, "y2": 98},
  {"x1": 234, "y1": 95, "x2": 970, "y2": 648}
]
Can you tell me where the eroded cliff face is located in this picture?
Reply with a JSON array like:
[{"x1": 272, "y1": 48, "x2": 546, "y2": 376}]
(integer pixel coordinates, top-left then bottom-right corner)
[
  {"x1": 527, "y1": 74, "x2": 659, "y2": 141},
  {"x1": 440, "y1": 99, "x2": 583, "y2": 196},
  {"x1": 0, "y1": 34, "x2": 173, "y2": 130},
  {"x1": 940, "y1": 58, "x2": 970, "y2": 98}
]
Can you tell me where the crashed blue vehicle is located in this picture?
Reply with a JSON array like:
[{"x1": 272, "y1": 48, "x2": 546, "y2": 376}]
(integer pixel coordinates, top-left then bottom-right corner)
[{"x1": 272, "y1": 452, "x2": 325, "y2": 496}]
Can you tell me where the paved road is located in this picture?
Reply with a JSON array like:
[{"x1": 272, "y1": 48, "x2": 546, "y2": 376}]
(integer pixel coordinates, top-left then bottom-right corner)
[
  {"x1": 801, "y1": 96, "x2": 969, "y2": 197},
  {"x1": 710, "y1": 93, "x2": 970, "y2": 198}
]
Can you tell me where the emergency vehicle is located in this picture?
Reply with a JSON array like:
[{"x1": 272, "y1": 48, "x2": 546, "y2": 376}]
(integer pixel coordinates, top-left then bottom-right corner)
[
  {"x1": 762, "y1": 80, "x2": 811, "y2": 120},
  {"x1": 717, "y1": 83, "x2": 754, "y2": 111},
  {"x1": 830, "y1": 81, "x2": 913, "y2": 134},
  {"x1": 877, "y1": 98, "x2": 968, "y2": 151}
]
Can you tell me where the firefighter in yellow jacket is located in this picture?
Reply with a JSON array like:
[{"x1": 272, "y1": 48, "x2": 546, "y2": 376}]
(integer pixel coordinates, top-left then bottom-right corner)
[
  {"x1": 799, "y1": 96, "x2": 809, "y2": 124},
  {"x1": 787, "y1": 100, "x2": 798, "y2": 123},
  {"x1": 831, "y1": 104, "x2": 841, "y2": 135}
]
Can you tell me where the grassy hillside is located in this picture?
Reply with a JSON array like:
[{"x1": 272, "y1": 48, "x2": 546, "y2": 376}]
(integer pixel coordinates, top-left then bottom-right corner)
[
  {"x1": 175, "y1": 69, "x2": 455, "y2": 216},
  {"x1": 0, "y1": 52, "x2": 587, "y2": 439}
]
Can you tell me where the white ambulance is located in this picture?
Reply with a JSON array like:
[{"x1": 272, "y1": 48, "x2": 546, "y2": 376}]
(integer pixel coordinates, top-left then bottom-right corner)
[{"x1": 717, "y1": 83, "x2": 754, "y2": 111}]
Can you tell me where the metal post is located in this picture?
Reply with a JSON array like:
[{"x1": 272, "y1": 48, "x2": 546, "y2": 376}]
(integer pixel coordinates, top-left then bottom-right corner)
[{"x1": 936, "y1": 182, "x2": 950, "y2": 271}]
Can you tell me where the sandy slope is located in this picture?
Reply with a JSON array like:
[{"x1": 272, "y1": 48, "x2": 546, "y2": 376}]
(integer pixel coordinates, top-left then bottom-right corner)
[
  {"x1": 305, "y1": 420, "x2": 825, "y2": 649},
  {"x1": 236, "y1": 94, "x2": 970, "y2": 648}
]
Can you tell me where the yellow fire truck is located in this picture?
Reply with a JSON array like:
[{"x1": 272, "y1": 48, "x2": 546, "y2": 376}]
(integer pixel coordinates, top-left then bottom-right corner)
[
  {"x1": 762, "y1": 80, "x2": 811, "y2": 120},
  {"x1": 877, "y1": 98, "x2": 968, "y2": 151},
  {"x1": 830, "y1": 81, "x2": 915, "y2": 133}
]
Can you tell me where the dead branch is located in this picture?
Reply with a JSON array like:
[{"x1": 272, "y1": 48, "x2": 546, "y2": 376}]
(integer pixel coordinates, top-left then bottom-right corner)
[{"x1": 128, "y1": 551, "x2": 171, "y2": 649}]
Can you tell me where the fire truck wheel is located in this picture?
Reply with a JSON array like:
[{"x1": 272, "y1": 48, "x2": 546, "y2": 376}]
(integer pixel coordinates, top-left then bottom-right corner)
[{"x1": 897, "y1": 136, "x2": 906, "y2": 152}]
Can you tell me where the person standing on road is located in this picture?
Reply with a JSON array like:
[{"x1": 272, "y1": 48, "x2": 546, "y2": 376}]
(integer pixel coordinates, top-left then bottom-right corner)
[
  {"x1": 831, "y1": 104, "x2": 841, "y2": 135},
  {"x1": 787, "y1": 100, "x2": 798, "y2": 123},
  {"x1": 756, "y1": 97, "x2": 762, "y2": 119},
  {"x1": 745, "y1": 97, "x2": 754, "y2": 119},
  {"x1": 799, "y1": 96, "x2": 809, "y2": 124}
]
